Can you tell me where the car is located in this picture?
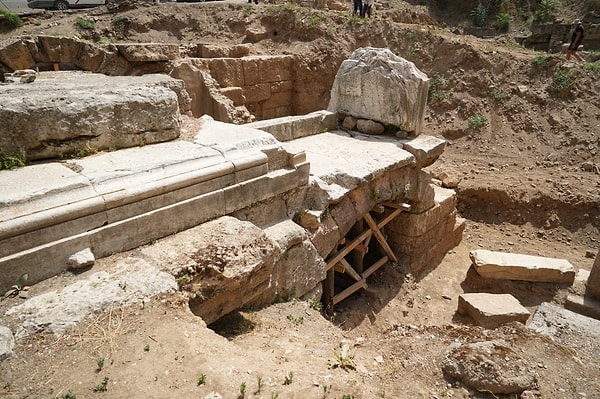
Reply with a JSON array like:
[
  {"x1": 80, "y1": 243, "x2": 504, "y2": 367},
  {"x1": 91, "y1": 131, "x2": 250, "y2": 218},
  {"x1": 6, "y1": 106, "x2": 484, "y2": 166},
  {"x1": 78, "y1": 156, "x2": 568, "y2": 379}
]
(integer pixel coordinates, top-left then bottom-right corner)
[{"x1": 27, "y1": 0, "x2": 116, "y2": 11}]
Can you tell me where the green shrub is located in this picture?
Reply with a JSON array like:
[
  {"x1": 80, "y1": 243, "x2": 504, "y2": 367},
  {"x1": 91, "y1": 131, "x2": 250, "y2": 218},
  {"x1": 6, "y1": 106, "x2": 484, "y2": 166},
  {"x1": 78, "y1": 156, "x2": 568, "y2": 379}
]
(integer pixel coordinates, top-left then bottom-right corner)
[
  {"x1": 535, "y1": 0, "x2": 555, "y2": 22},
  {"x1": 0, "y1": 9, "x2": 23, "y2": 29},
  {"x1": 550, "y1": 69, "x2": 575, "y2": 92},
  {"x1": 496, "y1": 12, "x2": 513, "y2": 32},
  {"x1": 583, "y1": 61, "x2": 600, "y2": 73},
  {"x1": 468, "y1": 114, "x2": 487, "y2": 129},
  {"x1": 428, "y1": 73, "x2": 447, "y2": 103},
  {"x1": 532, "y1": 55, "x2": 549, "y2": 69},
  {"x1": 75, "y1": 17, "x2": 94, "y2": 30},
  {"x1": 472, "y1": 2, "x2": 487, "y2": 27},
  {"x1": 0, "y1": 150, "x2": 27, "y2": 170}
]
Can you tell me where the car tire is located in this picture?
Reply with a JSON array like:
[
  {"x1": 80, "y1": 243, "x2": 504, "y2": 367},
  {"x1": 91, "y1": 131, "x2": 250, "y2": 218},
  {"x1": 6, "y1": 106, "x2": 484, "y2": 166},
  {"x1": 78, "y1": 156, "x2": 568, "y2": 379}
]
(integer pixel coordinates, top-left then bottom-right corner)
[{"x1": 54, "y1": 0, "x2": 68, "y2": 10}]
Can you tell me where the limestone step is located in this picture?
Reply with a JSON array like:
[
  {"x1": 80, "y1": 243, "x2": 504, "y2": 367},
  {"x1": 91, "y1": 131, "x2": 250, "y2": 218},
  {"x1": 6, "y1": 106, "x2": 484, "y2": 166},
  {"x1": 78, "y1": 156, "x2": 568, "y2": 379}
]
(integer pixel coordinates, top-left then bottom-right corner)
[
  {"x1": 0, "y1": 121, "x2": 308, "y2": 293},
  {"x1": 458, "y1": 292, "x2": 530, "y2": 328},
  {"x1": 469, "y1": 249, "x2": 576, "y2": 284}
]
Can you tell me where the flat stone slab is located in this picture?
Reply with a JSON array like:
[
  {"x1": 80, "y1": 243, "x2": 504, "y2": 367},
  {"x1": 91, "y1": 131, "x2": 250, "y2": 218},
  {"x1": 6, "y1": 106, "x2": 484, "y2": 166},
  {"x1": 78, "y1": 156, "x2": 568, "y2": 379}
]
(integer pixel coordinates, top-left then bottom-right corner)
[
  {"x1": 470, "y1": 250, "x2": 575, "y2": 284},
  {"x1": 458, "y1": 293, "x2": 530, "y2": 328},
  {"x1": 281, "y1": 130, "x2": 414, "y2": 201},
  {"x1": 565, "y1": 294, "x2": 600, "y2": 320}
]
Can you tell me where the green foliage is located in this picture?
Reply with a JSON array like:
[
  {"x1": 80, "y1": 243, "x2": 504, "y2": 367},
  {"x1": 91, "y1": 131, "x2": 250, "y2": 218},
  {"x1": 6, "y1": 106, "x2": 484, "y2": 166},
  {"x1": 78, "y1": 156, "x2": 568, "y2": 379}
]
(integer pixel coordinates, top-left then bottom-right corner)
[
  {"x1": 96, "y1": 357, "x2": 105, "y2": 372},
  {"x1": 329, "y1": 343, "x2": 356, "y2": 370},
  {"x1": 61, "y1": 390, "x2": 77, "y2": 399},
  {"x1": 0, "y1": 9, "x2": 23, "y2": 29},
  {"x1": 239, "y1": 381, "x2": 247, "y2": 397},
  {"x1": 472, "y1": 2, "x2": 487, "y2": 27},
  {"x1": 197, "y1": 373, "x2": 207, "y2": 386},
  {"x1": 495, "y1": 12, "x2": 513, "y2": 32},
  {"x1": 534, "y1": 0, "x2": 555, "y2": 22},
  {"x1": 309, "y1": 299, "x2": 322, "y2": 311},
  {"x1": 489, "y1": 86, "x2": 509, "y2": 100},
  {"x1": 468, "y1": 114, "x2": 487, "y2": 129},
  {"x1": 75, "y1": 17, "x2": 94, "y2": 30},
  {"x1": 428, "y1": 73, "x2": 447, "y2": 103},
  {"x1": 342, "y1": 395, "x2": 355, "y2": 399},
  {"x1": 93, "y1": 376, "x2": 109, "y2": 392},
  {"x1": 111, "y1": 17, "x2": 126, "y2": 31},
  {"x1": 583, "y1": 61, "x2": 600, "y2": 73},
  {"x1": 550, "y1": 69, "x2": 575, "y2": 92},
  {"x1": 0, "y1": 150, "x2": 27, "y2": 170},
  {"x1": 532, "y1": 55, "x2": 549, "y2": 69},
  {"x1": 283, "y1": 371, "x2": 293, "y2": 385}
]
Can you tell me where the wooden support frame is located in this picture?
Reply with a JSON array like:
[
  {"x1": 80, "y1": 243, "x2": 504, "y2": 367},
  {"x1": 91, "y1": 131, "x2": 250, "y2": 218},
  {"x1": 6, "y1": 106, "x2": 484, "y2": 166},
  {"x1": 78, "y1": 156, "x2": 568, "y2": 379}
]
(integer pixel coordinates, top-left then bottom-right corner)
[{"x1": 323, "y1": 202, "x2": 410, "y2": 312}]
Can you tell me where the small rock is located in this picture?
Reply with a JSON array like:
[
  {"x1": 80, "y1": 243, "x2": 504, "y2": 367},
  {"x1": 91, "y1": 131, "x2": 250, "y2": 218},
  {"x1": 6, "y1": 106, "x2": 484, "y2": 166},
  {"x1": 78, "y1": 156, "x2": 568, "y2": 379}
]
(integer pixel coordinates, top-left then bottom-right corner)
[{"x1": 0, "y1": 326, "x2": 15, "y2": 361}]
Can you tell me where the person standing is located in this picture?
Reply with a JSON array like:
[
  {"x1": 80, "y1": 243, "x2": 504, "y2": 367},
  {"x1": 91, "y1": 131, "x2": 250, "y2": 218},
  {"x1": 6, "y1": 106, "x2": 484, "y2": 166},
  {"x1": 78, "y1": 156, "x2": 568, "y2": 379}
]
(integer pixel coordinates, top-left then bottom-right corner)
[
  {"x1": 362, "y1": 0, "x2": 374, "y2": 18},
  {"x1": 352, "y1": 0, "x2": 363, "y2": 17},
  {"x1": 566, "y1": 19, "x2": 585, "y2": 62}
]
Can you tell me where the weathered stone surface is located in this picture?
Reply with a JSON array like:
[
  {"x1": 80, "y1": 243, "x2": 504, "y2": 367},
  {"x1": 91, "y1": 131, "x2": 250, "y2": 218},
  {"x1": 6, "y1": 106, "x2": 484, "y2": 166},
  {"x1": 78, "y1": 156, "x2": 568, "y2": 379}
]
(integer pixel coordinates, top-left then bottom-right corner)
[
  {"x1": 6, "y1": 259, "x2": 177, "y2": 337},
  {"x1": 470, "y1": 250, "x2": 575, "y2": 283},
  {"x1": 0, "y1": 39, "x2": 35, "y2": 70},
  {"x1": 356, "y1": 119, "x2": 385, "y2": 135},
  {"x1": 246, "y1": 110, "x2": 338, "y2": 142},
  {"x1": 183, "y1": 217, "x2": 277, "y2": 325},
  {"x1": 116, "y1": 43, "x2": 179, "y2": 62},
  {"x1": 401, "y1": 135, "x2": 446, "y2": 168},
  {"x1": 281, "y1": 130, "x2": 414, "y2": 203},
  {"x1": 198, "y1": 43, "x2": 251, "y2": 58},
  {"x1": 0, "y1": 71, "x2": 184, "y2": 160},
  {"x1": 458, "y1": 293, "x2": 530, "y2": 328},
  {"x1": 0, "y1": 326, "x2": 15, "y2": 361},
  {"x1": 529, "y1": 302, "x2": 600, "y2": 347},
  {"x1": 328, "y1": 47, "x2": 429, "y2": 134},
  {"x1": 565, "y1": 294, "x2": 600, "y2": 320},
  {"x1": 342, "y1": 116, "x2": 357, "y2": 130},
  {"x1": 67, "y1": 248, "x2": 95, "y2": 270},
  {"x1": 442, "y1": 340, "x2": 536, "y2": 394},
  {"x1": 587, "y1": 249, "x2": 600, "y2": 298}
]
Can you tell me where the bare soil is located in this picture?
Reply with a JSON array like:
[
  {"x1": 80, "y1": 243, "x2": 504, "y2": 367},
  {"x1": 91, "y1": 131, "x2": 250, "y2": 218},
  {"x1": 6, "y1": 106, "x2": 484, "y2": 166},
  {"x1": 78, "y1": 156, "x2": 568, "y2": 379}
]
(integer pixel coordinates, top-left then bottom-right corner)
[{"x1": 1, "y1": 1, "x2": 599, "y2": 398}]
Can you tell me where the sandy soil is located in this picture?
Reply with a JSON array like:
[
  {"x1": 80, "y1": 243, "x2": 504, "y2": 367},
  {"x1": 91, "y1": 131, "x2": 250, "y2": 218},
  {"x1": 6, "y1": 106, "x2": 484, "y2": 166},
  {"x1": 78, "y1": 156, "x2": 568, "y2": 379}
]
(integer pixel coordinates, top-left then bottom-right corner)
[{"x1": 1, "y1": 1, "x2": 599, "y2": 398}]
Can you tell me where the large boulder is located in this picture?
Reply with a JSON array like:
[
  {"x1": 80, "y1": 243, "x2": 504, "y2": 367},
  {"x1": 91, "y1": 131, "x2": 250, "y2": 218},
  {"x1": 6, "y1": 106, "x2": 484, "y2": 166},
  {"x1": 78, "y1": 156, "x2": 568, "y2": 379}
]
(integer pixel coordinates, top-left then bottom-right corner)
[
  {"x1": 0, "y1": 71, "x2": 186, "y2": 161},
  {"x1": 327, "y1": 47, "x2": 429, "y2": 135}
]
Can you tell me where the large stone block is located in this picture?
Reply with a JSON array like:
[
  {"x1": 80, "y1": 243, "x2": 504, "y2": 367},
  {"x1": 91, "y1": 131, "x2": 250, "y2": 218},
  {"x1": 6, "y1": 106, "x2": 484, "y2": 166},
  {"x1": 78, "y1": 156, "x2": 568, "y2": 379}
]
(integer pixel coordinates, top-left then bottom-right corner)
[
  {"x1": 587, "y1": 249, "x2": 600, "y2": 298},
  {"x1": 116, "y1": 43, "x2": 179, "y2": 62},
  {"x1": 0, "y1": 72, "x2": 182, "y2": 160},
  {"x1": 458, "y1": 293, "x2": 530, "y2": 328},
  {"x1": 0, "y1": 39, "x2": 35, "y2": 70},
  {"x1": 470, "y1": 250, "x2": 576, "y2": 284},
  {"x1": 328, "y1": 47, "x2": 429, "y2": 134}
]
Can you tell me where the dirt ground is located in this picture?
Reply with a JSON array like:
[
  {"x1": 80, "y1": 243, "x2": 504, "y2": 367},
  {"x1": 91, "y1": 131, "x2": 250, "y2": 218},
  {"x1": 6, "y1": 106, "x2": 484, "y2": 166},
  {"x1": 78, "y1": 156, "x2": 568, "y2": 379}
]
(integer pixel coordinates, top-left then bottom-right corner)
[{"x1": 1, "y1": 1, "x2": 600, "y2": 398}]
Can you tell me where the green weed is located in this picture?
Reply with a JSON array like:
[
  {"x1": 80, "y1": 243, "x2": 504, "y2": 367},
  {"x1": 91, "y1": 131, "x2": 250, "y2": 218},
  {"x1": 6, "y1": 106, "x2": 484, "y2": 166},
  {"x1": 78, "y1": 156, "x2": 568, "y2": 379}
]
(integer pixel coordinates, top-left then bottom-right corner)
[
  {"x1": 471, "y1": 1, "x2": 487, "y2": 27},
  {"x1": 428, "y1": 73, "x2": 447, "y2": 103},
  {"x1": 329, "y1": 343, "x2": 356, "y2": 370},
  {"x1": 550, "y1": 69, "x2": 575, "y2": 92},
  {"x1": 283, "y1": 371, "x2": 293, "y2": 385},
  {"x1": 75, "y1": 17, "x2": 94, "y2": 30},
  {"x1": 468, "y1": 114, "x2": 487, "y2": 129},
  {"x1": 583, "y1": 61, "x2": 600, "y2": 73},
  {"x1": 0, "y1": 150, "x2": 27, "y2": 170},
  {"x1": 0, "y1": 9, "x2": 23, "y2": 29},
  {"x1": 61, "y1": 390, "x2": 77, "y2": 399},
  {"x1": 93, "y1": 376, "x2": 109, "y2": 392},
  {"x1": 495, "y1": 12, "x2": 513, "y2": 32},
  {"x1": 532, "y1": 55, "x2": 549, "y2": 69},
  {"x1": 197, "y1": 373, "x2": 207, "y2": 386}
]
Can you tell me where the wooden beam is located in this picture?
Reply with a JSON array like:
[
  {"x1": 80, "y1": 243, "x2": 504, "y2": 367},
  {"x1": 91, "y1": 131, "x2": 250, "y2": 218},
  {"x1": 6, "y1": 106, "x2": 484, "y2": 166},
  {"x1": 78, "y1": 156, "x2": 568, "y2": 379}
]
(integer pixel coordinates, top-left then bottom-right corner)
[
  {"x1": 363, "y1": 213, "x2": 398, "y2": 262},
  {"x1": 372, "y1": 204, "x2": 385, "y2": 213},
  {"x1": 362, "y1": 256, "x2": 388, "y2": 279},
  {"x1": 340, "y1": 258, "x2": 362, "y2": 281},
  {"x1": 332, "y1": 278, "x2": 368, "y2": 305},
  {"x1": 326, "y1": 228, "x2": 373, "y2": 270}
]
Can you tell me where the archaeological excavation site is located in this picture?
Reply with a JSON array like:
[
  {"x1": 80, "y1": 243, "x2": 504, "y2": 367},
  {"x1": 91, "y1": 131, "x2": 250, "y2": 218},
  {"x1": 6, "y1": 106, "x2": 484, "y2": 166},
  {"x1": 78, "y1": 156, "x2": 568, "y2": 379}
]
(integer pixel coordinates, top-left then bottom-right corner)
[{"x1": 0, "y1": 1, "x2": 599, "y2": 398}]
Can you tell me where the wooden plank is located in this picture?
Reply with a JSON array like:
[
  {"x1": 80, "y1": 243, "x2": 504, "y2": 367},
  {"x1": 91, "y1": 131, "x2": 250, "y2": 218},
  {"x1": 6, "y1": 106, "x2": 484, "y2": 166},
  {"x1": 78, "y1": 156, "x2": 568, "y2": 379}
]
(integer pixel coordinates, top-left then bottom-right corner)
[
  {"x1": 323, "y1": 268, "x2": 335, "y2": 314},
  {"x1": 363, "y1": 213, "x2": 398, "y2": 262},
  {"x1": 376, "y1": 207, "x2": 403, "y2": 229},
  {"x1": 362, "y1": 256, "x2": 388, "y2": 279},
  {"x1": 333, "y1": 263, "x2": 345, "y2": 273},
  {"x1": 332, "y1": 279, "x2": 368, "y2": 305},
  {"x1": 354, "y1": 244, "x2": 368, "y2": 253},
  {"x1": 340, "y1": 258, "x2": 362, "y2": 281},
  {"x1": 372, "y1": 204, "x2": 385, "y2": 213},
  {"x1": 326, "y1": 228, "x2": 373, "y2": 270}
]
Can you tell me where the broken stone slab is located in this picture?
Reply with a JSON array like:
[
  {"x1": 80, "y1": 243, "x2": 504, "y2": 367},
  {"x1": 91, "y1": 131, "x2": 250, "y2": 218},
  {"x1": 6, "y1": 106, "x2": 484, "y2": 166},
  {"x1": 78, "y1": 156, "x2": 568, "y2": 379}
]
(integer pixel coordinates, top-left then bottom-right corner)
[
  {"x1": 327, "y1": 47, "x2": 429, "y2": 135},
  {"x1": 401, "y1": 134, "x2": 446, "y2": 168},
  {"x1": 564, "y1": 294, "x2": 600, "y2": 320},
  {"x1": 458, "y1": 293, "x2": 530, "y2": 328},
  {"x1": 67, "y1": 247, "x2": 95, "y2": 270},
  {"x1": 281, "y1": 130, "x2": 414, "y2": 203},
  {"x1": 246, "y1": 110, "x2": 338, "y2": 142},
  {"x1": 0, "y1": 326, "x2": 15, "y2": 361},
  {"x1": 470, "y1": 250, "x2": 575, "y2": 284},
  {"x1": 115, "y1": 43, "x2": 179, "y2": 62},
  {"x1": 0, "y1": 71, "x2": 186, "y2": 161},
  {"x1": 529, "y1": 302, "x2": 600, "y2": 346},
  {"x1": 5, "y1": 258, "x2": 177, "y2": 337},
  {"x1": 442, "y1": 340, "x2": 537, "y2": 394}
]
